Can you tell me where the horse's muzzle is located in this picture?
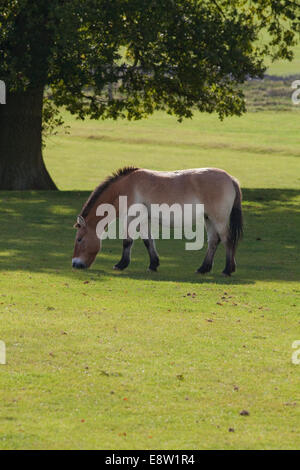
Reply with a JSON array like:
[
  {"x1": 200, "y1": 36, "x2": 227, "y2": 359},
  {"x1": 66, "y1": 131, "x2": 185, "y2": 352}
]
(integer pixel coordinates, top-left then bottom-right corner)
[{"x1": 72, "y1": 258, "x2": 87, "y2": 269}]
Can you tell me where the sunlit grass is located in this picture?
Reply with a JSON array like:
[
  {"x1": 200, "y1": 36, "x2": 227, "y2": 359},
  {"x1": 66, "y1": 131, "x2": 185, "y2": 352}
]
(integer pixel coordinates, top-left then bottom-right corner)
[
  {"x1": 45, "y1": 110, "x2": 300, "y2": 191},
  {"x1": 0, "y1": 109, "x2": 300, "y2": 449}
]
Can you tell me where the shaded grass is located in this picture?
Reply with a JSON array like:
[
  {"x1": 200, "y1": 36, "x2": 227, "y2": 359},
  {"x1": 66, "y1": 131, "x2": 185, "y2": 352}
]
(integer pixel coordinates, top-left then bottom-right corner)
[{"x1": 0, "y1": 188, "x2": 299, "y2": 283}]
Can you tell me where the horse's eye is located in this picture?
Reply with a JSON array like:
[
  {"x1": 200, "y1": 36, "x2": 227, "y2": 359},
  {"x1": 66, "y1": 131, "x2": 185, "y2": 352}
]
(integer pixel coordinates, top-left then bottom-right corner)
[{"x1": 78, "y1": 237, "x2": 82, "y2": 243}]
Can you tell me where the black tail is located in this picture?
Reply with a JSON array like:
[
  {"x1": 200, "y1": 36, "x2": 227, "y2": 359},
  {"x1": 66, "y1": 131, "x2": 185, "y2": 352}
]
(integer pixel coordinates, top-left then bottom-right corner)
[{"x1": 229, "y1": 178, "x2": 243, "y2": 250}]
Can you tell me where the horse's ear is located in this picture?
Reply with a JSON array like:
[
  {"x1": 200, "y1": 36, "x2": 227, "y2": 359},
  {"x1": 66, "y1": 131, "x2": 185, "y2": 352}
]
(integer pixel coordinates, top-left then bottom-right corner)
[
  {"x1": 73, "y1": 215, "x2": 86, "y2": 229},
  {"x1": 77, "y1": 215, "x2": 86, "y2": 226}
]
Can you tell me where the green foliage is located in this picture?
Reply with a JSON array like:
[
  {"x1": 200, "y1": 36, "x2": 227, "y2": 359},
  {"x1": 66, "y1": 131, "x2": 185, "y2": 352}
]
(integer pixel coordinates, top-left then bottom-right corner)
[
  {"x1": 0, "y1": 0, "x2": 299, "y2": 122},
  {"x1": 42, "y1": 96, "x2": 69, "y2": 147}
]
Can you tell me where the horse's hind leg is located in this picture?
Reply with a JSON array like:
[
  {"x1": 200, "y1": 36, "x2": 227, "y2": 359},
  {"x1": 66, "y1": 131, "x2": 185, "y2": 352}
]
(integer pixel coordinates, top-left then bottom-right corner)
[
  {"x1": 143, "y1": 238, "x2": 160, "y2": 271},
  {"x1": 114, "y1": 237, "x2": 134, "y2": 270},
  {"x1": 222, "y1": 239, "x2": 236, "y2": 276},
  {"x1": 197, "y1": 218, "x2": 220, "y2": 274},
  {"x1": 215, "y1": 224, "x2": 236, "y2": 276}
]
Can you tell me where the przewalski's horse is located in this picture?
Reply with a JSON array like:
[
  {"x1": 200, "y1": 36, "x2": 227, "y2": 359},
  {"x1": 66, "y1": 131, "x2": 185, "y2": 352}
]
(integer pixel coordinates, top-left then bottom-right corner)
[{"x1": 72, "y1": 167, "x2": 243, "y2": 276}]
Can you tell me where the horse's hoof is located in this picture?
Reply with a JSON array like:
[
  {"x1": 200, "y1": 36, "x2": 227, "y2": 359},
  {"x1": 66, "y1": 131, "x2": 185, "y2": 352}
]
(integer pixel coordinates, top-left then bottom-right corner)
[
  {"x1": 222, "y1": 271, "x2": 231, "y2": 277},
  {"x1": 147, "y1": 267, "x2": 157, "y2": 272},
  {"x1": 113, "y1": 265, "x2": 123, "y2": 271},
  {"x1": 196, "y1": 267, "x2": 211, "y2": 274}
]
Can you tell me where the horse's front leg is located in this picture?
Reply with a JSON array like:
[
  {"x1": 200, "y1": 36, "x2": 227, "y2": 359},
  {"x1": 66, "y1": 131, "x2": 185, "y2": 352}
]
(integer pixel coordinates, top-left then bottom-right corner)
[
  {"x1": 113, "y1": 237, "x2": 134, "y2": 271},
  {"x1": 143, "y1": 238, "x2": 160, "y2": 271}
]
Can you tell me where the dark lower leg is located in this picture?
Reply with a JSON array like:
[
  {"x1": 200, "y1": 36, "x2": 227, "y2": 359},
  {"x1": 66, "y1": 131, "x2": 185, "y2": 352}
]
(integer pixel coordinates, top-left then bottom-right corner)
[
  {"x1": 222, "y1": 244, "x2": 236, "y2": 276},
  {"x1": 197, "y1": 235, "x2": 220, "y2": 274},
  {"x1": 143, "y1": 239, "x2": 160, "y2": 271},
  {"x1": 114, "y1": 238, "x2": 133, "y2": 270}
]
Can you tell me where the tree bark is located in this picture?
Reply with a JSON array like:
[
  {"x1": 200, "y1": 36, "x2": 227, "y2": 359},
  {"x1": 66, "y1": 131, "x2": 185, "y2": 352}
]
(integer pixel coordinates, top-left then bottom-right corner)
[{"x1": 0, "y1": 87, "x2": 57, "y2": 190}]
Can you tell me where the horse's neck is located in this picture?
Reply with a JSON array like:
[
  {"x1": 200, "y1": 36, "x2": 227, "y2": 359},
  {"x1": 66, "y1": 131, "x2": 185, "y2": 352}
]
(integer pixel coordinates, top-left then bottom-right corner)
[{"x1": 86, "y1": 182, "x2": 126, "y2": 227}]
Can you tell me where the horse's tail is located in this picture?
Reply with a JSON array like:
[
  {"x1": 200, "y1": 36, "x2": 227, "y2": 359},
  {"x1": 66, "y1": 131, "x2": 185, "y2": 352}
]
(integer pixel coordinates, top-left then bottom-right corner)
[{"x1": 229, "y1": 177, "x2": 243, "y2": 250}]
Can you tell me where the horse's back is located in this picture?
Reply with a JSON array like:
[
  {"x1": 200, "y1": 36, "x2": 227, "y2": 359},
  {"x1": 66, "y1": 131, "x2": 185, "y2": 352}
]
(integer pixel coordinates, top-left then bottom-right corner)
[
  {"x1": 131, "y1": 168, "x2": 236, "y2": 211},
  {"x1": 135, "y1": 167, "x2": 234, "y2": 185}
]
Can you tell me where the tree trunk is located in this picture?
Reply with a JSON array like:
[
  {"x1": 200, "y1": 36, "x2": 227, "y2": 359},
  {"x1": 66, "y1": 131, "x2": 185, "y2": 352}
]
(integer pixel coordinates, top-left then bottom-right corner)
[{"x1": 0, "y1": 87, "x2": 57, "y2": 190}]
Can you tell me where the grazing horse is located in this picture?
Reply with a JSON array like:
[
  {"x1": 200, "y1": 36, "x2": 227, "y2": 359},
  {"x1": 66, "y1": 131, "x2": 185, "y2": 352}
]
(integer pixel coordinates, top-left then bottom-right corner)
[{"x1": 72, "y1": 167, "x2": 243, "y2": 276}]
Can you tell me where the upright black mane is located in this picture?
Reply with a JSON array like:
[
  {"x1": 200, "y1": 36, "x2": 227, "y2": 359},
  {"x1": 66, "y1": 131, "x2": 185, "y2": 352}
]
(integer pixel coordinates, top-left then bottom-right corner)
[{"x1": 80, "y1": 166, "x2": 139, "y2": 218}]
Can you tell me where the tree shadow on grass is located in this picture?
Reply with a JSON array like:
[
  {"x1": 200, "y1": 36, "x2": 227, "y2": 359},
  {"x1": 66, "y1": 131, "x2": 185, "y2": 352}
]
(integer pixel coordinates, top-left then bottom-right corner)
[{"x1": 0, "y1": 188, "x2": 299, "y2": 284}]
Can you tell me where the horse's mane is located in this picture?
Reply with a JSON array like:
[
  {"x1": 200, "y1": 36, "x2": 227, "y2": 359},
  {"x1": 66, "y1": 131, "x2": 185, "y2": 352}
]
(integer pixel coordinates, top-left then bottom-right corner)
[{"x1": 80, "y1": 166, "x2": 139, "y2": 218}]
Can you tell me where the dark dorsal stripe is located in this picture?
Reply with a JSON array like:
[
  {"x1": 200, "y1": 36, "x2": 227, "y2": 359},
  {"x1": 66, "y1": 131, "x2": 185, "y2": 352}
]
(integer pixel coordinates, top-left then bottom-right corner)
[{"x1": 80, "y1": 166, "x2": 139, "y2": 218}]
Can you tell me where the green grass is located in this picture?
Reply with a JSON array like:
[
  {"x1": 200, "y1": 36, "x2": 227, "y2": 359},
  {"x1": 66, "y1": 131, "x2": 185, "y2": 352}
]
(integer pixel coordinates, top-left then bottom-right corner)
[
  {"x1": 266, "y1": 43, "x2": 300, "y2": 76},
  {"x1": 45, "y1": 110, "x2": 300, "y2": 190},
  {"x1": 1, "y1": 110, "x2": 300, "y2": 449}
]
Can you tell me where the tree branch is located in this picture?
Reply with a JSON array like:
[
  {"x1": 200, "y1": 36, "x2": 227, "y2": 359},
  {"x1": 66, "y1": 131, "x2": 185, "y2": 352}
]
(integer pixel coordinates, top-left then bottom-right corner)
[{"x1": 212, "y1": 0, "x2": 226, "y2": 18}]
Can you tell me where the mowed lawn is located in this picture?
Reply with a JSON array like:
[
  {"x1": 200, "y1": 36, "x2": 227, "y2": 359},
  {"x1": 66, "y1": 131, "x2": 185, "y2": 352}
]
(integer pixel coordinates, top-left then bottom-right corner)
[
  {"x1": 1, "y1": 109, "x2": 300, "y2": 450},
  {"x1": 265, "y1": 42, "x2": 300, "y2": 76}
]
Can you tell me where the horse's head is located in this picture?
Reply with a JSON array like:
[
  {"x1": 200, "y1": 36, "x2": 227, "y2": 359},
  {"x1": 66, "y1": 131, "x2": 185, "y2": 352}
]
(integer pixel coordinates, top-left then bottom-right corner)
[{"x1": 72, "y1": 215, "x2": 101, "y2": 269}]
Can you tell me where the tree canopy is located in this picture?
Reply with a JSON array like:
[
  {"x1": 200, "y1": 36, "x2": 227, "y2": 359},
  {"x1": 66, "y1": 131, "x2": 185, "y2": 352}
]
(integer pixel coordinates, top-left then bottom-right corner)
[
  {"x1": 1, "y1": 0, "x2": 299, "y2": 120},
  {"x1": 0, "y1": 0, "x2": 299, "y2": 189}
]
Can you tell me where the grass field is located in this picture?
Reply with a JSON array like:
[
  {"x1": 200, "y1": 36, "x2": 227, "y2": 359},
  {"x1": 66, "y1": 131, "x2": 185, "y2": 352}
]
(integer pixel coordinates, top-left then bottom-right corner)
[
  {"x1": 265, "y1": 43, "x2": 300, "y2": 76},
  {"x1": 1, "y1": 107, "x2": 300, "y2": 449}
]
